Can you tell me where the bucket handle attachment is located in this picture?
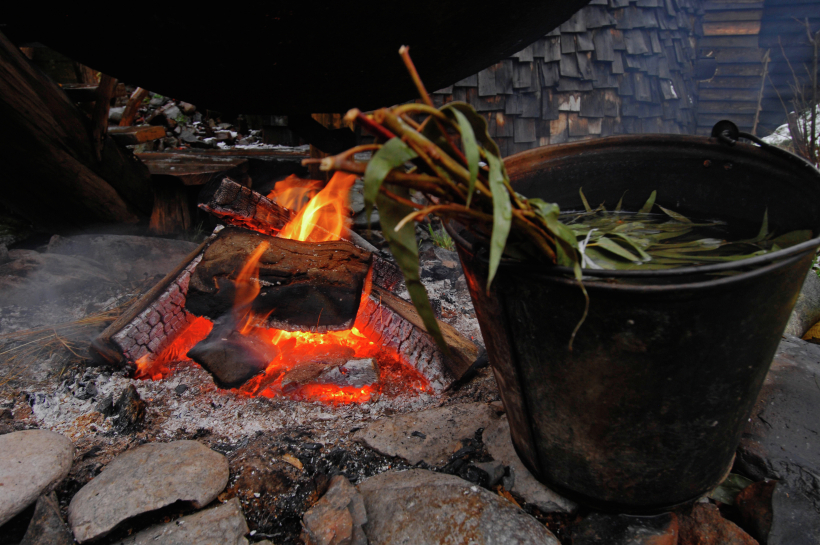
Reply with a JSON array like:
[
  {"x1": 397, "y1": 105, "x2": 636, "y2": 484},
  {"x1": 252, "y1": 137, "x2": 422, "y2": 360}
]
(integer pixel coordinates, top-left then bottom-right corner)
[{"x1": 712, "y1": 119, "x2": 820, "y2": 173}]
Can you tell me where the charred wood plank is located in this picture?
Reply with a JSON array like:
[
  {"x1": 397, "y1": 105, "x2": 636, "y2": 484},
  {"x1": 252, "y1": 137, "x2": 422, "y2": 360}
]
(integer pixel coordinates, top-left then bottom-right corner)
[
  {"x1": 185, "y1": 227, "x2": 372, "y2": 332},
  {"x1": 108, "y1": 125, "x2": 166, "y2": 145},
  {"x1": 0, "y1": 31, "x2": 152, "y2": 229},
  {"x1": 357, "y1": 286, "x2": 481, "y2": 391},
  {"x1": 91, "y1": 74, "x2": 118, "y2": 161}
]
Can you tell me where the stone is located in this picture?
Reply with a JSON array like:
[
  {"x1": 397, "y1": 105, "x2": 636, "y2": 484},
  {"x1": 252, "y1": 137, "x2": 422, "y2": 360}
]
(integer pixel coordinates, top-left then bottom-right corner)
[
  {"x1": 736, "y1": 337, "x2": 820, "y2": 524},
  {"x1": 20, "y1": 492, "x2": 73, "y2": 545},
  {"x1": 785, "y1": 271, "x2": 820, "y2": 337},
  {"x1": 736, "y1": 479, "x2": 820, "y2": 545},
  {"x1": 357, "y1": 469, "x2": 559, "y2": 545},
  {"x1": 677, "y1": 503, "x2": 758, "y2": 545},
  {"x1": 111, "y1": 498, "x2": 249, "y2": 545},
  {"x1": 47, "y1": 234, "x2": 198, "y2": 284},
  {"x1": 179, "y1": 102, "x2": 196, "y2": 115},
  {"x1": 474, "y1": 460, "x2": 506, "y2": 488},
  {"x1": 68, "y1": 440, "x2": 229, "y2": 543},
  {"x1": 572, "y1": 512, "x2": 678, "y2": 545},
  {"x1": 483, "y1": 416, "x2": 577, "y2": 514},
  {"x1": 0, "y1": 430, "x2": 74, "y2": 526},
  {"x1": 302, "y1": 475, "x2": 367, "y2": 545},
  {"x1": 353, "y1": 403, "x2": 498, "y2": 466},
  {"x1": 108, "y1": 106, "x2": 125, "y2": 123},
  {"x1": 736, "y1": 480, "x2": 776, "y2": 542}
]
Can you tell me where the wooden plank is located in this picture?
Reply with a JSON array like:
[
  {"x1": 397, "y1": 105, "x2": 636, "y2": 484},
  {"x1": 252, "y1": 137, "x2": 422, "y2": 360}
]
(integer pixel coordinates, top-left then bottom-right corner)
[
  {"x1": 702, "y1": 20, "x2": 761, "y2": 35},
  {"x1": 119, "y1": 87, "x2": 150, "y2": 127},
  {"x1": 91, "y1": 74, "x2": 117, "y2": 161},
  {"x1": 703, "y1": 10, "x2": 762, "y2": 21},
  {"x1": 705, "y1": 48, "x2": 767, "y2": 63},
  {"x1": 703, "y1": 2, "x2": 764, "y2": 10},
  {"x1": 698, "y1": 88, "x2": 760, "y2": 101},
  {"x1": 698, "y1": 76, "x2": 763, "y2": 89},
  {"x1": 697, "y1": 113, "x2": 756, "y2": 127},
  {"x1": 697, "y1": 101, "x2": 759, "y2": 113},
  {"x1": 109, "y1": 125, "x2": 167, "y2": 145},
  {"x1": 62, "y1": 83, "x2": 127, "y2": 102},
  {"x1": 136, "y1": 152, "x2": 249, "y2": 186},
  {"x1": 713, "y1": 64, "x2": 766, "y2": 76},
  {"x1": 698, "y1": 35, "x2": 760, "y2": 48}
]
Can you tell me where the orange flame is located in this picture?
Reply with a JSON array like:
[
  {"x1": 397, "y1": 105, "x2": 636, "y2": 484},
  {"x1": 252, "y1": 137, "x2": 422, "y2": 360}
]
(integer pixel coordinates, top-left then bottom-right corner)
[
  {"x1": 233, "y1": 242, "x2": 270, "y2": 335},
  {"x1": 267, "y1": 174, "x2": 323, "y2": 212},
  {"x1": 278, "y1": 172, "x2": 356, "y2": 242}
]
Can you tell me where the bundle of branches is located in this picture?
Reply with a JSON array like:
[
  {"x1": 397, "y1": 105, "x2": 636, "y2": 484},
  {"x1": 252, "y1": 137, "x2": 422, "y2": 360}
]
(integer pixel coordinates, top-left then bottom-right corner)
[{"x1": 304, "y1": 47, "x2": 584, "y2": 351}]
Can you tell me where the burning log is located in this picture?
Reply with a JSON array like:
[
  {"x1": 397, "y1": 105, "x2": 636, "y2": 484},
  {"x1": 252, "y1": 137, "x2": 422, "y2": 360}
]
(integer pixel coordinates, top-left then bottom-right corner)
[
  {"x1": 185, "y1": 227, "x2": 371, "y2": 332},
  {"x1": 198, "y1": 178, "x2": 294, "y2": 236},
  {"x1": 354, "y1": 286, "x2": 481, "y2": 392},
  {"x1": 199, "y1": 178, "x2": 403, "y2": 291}
]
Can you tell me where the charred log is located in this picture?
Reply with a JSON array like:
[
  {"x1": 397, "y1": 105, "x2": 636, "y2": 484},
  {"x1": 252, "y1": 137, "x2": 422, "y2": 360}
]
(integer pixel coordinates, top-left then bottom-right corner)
[
  {"x1": 198, "y1": 178, "x2": 294, "y2": 236},
  {"x1": 185, "y1": 227, "x2": 372, "y2": 332},
  {"x1": 199, "y1": 178, "x2": 403, "y2": 291},
  {"x1": 187, "y1": 316, "x2": 279, "y2": 389}
]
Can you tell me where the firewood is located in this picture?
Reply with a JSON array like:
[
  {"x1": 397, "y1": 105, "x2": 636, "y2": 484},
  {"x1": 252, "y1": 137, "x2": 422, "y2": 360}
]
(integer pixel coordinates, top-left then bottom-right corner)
[
  {"x1": 119, "y1": 87, "x2": 150, "y2": 127},
  {"x1": 185, "y1": 227, "x2": 372, "y2": 332}
]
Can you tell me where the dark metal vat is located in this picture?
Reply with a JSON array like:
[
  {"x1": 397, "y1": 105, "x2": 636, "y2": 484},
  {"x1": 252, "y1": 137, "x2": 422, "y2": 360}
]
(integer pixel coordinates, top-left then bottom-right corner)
[
  {"x1": 3, "y1": 1, "x2": 590, "y2": 114},
  {"x1": 450, "y1": 133, "x2": 820, "y2": 512}
]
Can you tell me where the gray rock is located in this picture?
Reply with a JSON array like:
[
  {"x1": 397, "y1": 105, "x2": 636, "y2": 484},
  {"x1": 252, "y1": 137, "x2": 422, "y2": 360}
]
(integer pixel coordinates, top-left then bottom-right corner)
[
  {"x1": 108, "y1": 106, "x2": 125, "y2": 124},
  {"x1": 0, "y1": 430, "x2": 74, "y2": 526},
  {"x1": 348, "y1": 180, "x2": 366, "y2": 215},
  {"x1": 47, "y1": 234, "x2": 198, "y2": 283},
  {"x1": 68, "y1": 440, "x2": 229, "y2": 543},
  {"x1": 302, "y1": 475, "x2": 367, "y2": 545},
  {"x1": 111, "y1": 498, "x2": 249, "y2": 545},
  {"x1": 358, "y1": 469, "x2": 559, "y2": 545},
  {"x1": 784, "y1": 270, "x2": 820, "y2": 337},
  {"x1": 353, "y1": 403, "x2": 498, "y2": 466},
  {"x1": 20, "y1": 492, "x2": 73, "y2": 545},
  {"x1": 0, "y1": 243, "x2": 8, "y2": 264},
  {"x1": 768, "y1": 480, "x2": 820, "y2": 545},
  {"x1": 473, "y1": 460, "x2": 506, "y2": 488},
  {"x1": 179, "y1": 102, "x2": 196, "y2": 116},
  {"x1": 736, "y1": 336, "x2": 820, "y2": 518},
  {"x1": 483, "y1": 416, "x2": 577, "y2": 514}
]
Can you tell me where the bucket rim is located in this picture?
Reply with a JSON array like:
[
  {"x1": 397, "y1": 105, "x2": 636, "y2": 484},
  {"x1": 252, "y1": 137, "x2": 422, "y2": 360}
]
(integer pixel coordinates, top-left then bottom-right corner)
[{"x1": 446, "y1": 220, "x2": 820, "y2": 282}]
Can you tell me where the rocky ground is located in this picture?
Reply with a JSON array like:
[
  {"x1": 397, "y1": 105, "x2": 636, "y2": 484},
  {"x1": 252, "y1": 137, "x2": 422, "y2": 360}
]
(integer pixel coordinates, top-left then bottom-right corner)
[{"x1": 1, "y1": 172, "x2": 820, "y2": 543}]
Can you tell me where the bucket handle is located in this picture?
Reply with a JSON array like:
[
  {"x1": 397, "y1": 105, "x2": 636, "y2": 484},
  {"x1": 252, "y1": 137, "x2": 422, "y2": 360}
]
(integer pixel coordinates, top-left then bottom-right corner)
[{"x1": 712, "y1": 120, "x2": 820, "y2": 174}]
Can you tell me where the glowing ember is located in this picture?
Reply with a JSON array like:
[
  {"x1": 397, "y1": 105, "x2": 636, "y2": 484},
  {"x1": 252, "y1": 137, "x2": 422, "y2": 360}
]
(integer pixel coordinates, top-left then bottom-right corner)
[
  {"x1": 134, "y1": 170, "x2": 432, "y2": 404},
  {"x1": 134, "y1": 316, "x2": 213, "y2": 380}
]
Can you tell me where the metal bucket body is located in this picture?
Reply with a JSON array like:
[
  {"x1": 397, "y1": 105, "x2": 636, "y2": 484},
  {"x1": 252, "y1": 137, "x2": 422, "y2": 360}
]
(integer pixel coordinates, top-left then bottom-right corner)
[{"x1": 452, "y1": 134, "x2": 820, "y2": 512}]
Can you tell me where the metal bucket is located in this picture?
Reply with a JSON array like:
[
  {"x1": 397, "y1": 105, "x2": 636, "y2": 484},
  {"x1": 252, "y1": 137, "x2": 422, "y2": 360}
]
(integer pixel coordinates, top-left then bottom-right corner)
[{"x1": 449, "y1": 132, "x2": 820, "y2": 512}]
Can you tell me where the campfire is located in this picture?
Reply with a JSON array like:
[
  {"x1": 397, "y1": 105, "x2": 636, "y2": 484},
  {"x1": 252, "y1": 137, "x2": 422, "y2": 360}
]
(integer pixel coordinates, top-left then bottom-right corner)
[{"x1": 92, "y1": 174, "x2": 480, "y2": 404}]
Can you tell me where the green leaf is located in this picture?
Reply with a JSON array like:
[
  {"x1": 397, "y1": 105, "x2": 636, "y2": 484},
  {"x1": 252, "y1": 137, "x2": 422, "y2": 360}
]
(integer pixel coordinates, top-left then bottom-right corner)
[
  {"x1": 439, "y1": 102, "x2": 502, "y2": 158},
  {"x1": 449, "y1": 109, "x2": 480, "y2": 208},
  {"x1": 485, "y1": 153, "x2": 512, "y2": 292},
  {"x1": 657, "y1": 205, "x2": 692, "y2": 223},
  {"x1": 579, "y1": 187, "x2": 593, "y2": 213},
  {"x1": 377, "y1": 184, "x2": 449, "y2": 355},
  {"x1": 615, "y1": 191, "x2": 627, "y2": 212},
  {"x1": 755, "y1": 209, "x2": 769, "y2": 241},
  {"x1": 530, "y1": 198, "x2": 579, "y2": 268},
  {"x1": 639, "y1": 190, "x2": 657, "y2": 214},
  {"x1": 708, "y1": 473, "x2": 754, "y2": 505},
  {"x1": 363, "y1": 138, "x2": 418, "y2": 228},
  {"x1": 611, "y1": 233, "x2": 652, "y2": 261},
  {"x1": 772, "y1": 230, "x2": 812, "y2": 248},
  {"x1": 593, "y1": 237, "x2": 642, "y2": 262}
]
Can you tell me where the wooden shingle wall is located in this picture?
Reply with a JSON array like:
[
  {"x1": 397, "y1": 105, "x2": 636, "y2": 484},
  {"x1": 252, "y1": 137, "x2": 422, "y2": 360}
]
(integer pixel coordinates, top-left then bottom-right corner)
[
  {"x1": 430, "y1": 0, "x2": 702, "y2": 157},
  {"x1": 695, "y1": 0, "x2": 768, "y2": 135}
]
